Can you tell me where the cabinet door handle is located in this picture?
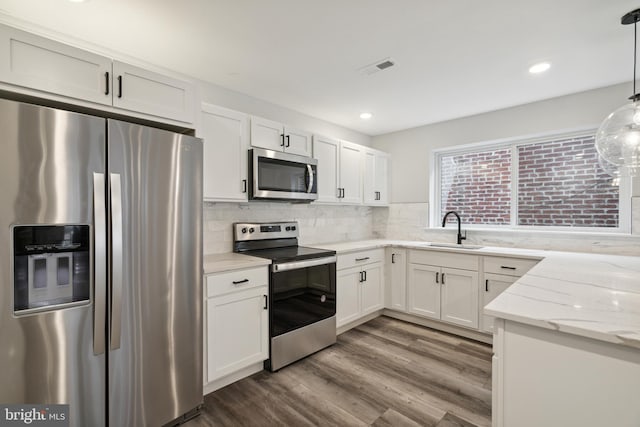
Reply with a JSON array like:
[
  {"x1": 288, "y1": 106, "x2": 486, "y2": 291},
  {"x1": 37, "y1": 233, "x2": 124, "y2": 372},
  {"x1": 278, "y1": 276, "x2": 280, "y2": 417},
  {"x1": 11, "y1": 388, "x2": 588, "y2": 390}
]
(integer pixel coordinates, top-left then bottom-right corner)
[
  {"x1": 263, "y1": 295, "x2": 268, "y2": 309},
  {"x1": 280, "y1": 134, "x2": 285, "y2": 147},
  {"x1": 355, "y1": 257, "x2": 370, "y2": 262},
  {"x1": 485, "y1": 279, "x2": 489, "y2": 292},
  {"x1": 391, "y1": 253, "x2": 395, "y2": 264},
  {"x1": 363, "y1": 270, "x2": 367, "y2": 282},
  {"x1": 441, "y1": 273, "x2": 445, "y2": 285},
  {"x1": 117, "y1": 75, "x2": 123, "y2": 98},
  {"x1": 359, "y1": 271, "x2": 363, "y2": 283},
  {"x1": 341, "y1": 188, "x2": 345, "y2": 198},
  {"x1": 435, "y1": 272, "x2": 439, "y2": 283},
  {"x1": 286, "y1": 135, "x2": 290, "y2": 147},
  {"x1": 500, "y1": 266, "x2": 517, "y2": 270},
  {"x1": 232, "y1": 279, "x2": 249, "y2": 285},
  {"x1": 242, "y1": 179, "x2": 247, "y2": 193},
  {"x1": 104, "y1": 72, "x2": 110, "y2": 95}
]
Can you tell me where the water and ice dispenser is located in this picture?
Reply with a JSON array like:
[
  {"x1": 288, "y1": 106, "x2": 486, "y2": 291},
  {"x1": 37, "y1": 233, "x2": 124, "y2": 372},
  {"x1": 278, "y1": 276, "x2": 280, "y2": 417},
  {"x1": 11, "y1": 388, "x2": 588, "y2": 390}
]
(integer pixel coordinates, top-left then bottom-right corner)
[{"x1": 13, "y1": 225, "x2": 91, "y2": 313}]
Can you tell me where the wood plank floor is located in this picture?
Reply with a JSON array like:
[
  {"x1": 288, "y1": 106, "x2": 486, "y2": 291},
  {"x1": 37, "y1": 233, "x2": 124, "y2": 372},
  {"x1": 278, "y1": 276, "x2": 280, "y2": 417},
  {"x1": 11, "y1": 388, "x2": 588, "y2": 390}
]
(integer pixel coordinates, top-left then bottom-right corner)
[{"x1": 186, "y1": 316, "x2": 492, "y2": 427}]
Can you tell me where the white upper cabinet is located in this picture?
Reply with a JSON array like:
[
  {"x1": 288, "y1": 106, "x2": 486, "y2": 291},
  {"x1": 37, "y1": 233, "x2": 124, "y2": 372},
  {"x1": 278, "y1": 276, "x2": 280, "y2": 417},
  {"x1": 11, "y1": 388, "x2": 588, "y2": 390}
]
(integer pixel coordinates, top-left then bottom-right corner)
[
  {"x1": 111, "y1": 61, "x2": 194, "y2": 123},
  {"x1": 364, "y1": 148, "x2": 389, "y2": 206},
  {"x1": 284, "y1": 126, "x2": 313, "y2": 157},
  {"x1": 199, "y1": 103, "x2": 249, "y2": 202},
  {"x1": 250, "y1": 116, "x2": 312, "y2": 157},
  {"x1": 0, "y1": 24, "x2": 195, "y2": 124},
  {"x1": 313, "y1": 135, "x2": 340, "y2": 203},
  {"x1": 314, "y1": 136, "x2": 390, "y2": 206},
  {"x1": 0, "y1": 24, "x2": 112, "y2": 106},
  {"x1": 250, "y1": 116, "x2": 283, "y2": 151},
  {"x1": 338, "y1": 141, "x2": 363, "y2": 204}
]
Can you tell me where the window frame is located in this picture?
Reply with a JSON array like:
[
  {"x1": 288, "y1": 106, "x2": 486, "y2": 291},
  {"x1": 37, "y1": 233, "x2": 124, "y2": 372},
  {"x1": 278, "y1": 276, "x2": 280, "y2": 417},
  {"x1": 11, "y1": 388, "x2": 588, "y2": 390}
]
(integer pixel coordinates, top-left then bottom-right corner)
[{"x1": 430, "y1": 128, "x2": 631, "y2": 234}]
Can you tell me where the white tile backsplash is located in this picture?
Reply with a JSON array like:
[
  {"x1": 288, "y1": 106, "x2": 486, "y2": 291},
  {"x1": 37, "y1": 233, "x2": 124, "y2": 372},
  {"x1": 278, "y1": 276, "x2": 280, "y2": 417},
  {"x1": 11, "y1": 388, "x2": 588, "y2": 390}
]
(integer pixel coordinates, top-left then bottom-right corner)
[
  {"x1": 203, "y1": 202, "x2": 374, "y2": 254},
  {"x1": 373, "y1": 201, "x2": 640, "y2": 256},
  {"x1": 204, "y1": 199, "x2": 640, "y2": 256}
]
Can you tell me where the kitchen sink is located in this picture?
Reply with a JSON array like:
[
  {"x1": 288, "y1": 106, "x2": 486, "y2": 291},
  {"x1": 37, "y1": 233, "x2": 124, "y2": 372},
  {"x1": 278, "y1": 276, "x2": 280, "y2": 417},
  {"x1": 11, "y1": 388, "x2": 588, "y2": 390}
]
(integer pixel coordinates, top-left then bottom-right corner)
[{"x1": 425, "y1": 242, "x2": 484, "y2": 250}]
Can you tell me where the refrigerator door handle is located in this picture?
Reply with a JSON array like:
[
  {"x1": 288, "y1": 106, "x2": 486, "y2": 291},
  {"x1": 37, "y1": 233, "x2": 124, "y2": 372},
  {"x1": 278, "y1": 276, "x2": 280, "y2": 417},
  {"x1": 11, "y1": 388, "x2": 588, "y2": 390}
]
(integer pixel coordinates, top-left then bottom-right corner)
[
  {"x1": 93, "y1": 173, "x2": 107, "y2": 355},
  {"x1": 110, "y1": 173, "x2": 123, "y2": 350}
]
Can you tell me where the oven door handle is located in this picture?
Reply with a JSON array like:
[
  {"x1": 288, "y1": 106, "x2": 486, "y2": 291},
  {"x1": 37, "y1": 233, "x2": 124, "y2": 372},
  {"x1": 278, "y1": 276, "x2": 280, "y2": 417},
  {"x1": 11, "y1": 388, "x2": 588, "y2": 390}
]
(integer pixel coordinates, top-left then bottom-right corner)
[{"x1": 272, "y1": 255, "x2": 337, "y2": 273}]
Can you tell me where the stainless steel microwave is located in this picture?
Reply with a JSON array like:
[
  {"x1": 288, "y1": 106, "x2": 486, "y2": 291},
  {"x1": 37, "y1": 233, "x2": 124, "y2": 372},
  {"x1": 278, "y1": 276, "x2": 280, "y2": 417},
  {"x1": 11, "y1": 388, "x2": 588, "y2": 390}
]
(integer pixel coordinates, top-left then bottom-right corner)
[{"x1": 249, "y1": 148, "x2": 318, "y2": 202}]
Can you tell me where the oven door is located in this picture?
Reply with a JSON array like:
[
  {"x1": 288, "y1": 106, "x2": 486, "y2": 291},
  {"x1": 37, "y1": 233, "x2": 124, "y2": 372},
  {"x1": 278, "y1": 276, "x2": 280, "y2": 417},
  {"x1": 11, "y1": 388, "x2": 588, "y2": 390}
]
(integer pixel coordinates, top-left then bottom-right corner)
[
  {"x1": 251, "y1": 148, "x2": 318, "y2": 201},
  {"x1": 270, "y1": 256, "x2": 336, "y2": 337}
]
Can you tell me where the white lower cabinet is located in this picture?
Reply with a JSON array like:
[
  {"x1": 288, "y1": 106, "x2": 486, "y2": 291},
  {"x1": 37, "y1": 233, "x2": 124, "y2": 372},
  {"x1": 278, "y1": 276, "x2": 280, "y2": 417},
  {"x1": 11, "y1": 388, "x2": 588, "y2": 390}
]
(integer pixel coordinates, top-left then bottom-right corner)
[
  {"x1": 481, "y1": 273, "x2": 516, "y2": 333},
  {"x1": 204, "y1": 267, "x2": 268, "y2": 386},
  {"x1": 481, "y1": 256, "x2": 539, "y2": 333},
  {"x1": 386, "y1": 249, "x2": 407, "y2": 311},
  {"x1": 336, "y1": 249, "x2": 384, "y2": 328},
  {"x1": 407, "y1": 250, "x2": 479, "y2": 329}
]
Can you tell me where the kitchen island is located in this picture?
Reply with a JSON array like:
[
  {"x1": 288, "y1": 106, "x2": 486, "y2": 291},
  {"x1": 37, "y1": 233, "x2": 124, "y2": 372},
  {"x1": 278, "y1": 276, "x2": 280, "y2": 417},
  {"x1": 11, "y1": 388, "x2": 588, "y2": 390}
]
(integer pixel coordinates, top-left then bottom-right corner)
[{"x1": 484, "y1": 252, "x2": 640, "y2": 427}]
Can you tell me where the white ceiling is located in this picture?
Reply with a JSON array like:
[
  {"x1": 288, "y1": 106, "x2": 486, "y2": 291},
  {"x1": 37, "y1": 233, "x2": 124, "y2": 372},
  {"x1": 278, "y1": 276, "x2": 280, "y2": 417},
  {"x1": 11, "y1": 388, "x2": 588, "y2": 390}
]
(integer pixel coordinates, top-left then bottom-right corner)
[{"x1": 0, "y1": 0, "x2": 637, "y2": 135}]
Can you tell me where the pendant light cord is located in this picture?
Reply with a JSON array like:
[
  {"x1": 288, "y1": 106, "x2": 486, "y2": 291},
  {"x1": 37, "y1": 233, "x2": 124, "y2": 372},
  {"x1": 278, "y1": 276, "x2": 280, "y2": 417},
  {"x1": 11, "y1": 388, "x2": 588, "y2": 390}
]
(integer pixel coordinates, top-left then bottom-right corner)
[{"x1": 634, "y1": 19, "x2": 637, "y2": 98}]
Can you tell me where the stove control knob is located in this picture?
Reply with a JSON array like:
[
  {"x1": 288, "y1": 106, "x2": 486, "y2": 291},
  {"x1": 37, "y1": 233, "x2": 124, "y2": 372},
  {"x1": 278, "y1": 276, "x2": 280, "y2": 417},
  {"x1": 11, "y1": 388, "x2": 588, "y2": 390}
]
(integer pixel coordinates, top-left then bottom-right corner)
[
  {"x1": 241, "y1": 227, "x2": 247, "y2": 234},
  {"x1": 291, "y1": 226, "x2": 296, "y2": 231},
  {"x1": 285, "y1": 226, "x2": 291, "y2": 231},
  {"x1": 249, "y1": 227, "x2": 255, "y2": 233}
]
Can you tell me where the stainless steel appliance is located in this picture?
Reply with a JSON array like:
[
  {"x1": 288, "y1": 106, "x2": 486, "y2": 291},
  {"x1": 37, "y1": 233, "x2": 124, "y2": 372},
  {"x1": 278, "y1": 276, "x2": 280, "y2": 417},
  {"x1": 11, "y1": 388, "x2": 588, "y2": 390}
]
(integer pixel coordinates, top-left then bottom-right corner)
[
  {"x1": 0, "y1": 99, "x2": 203, "y2": 426},
  {"x1": 249, "y1": 148, "x2": 318, "y2": 202},
  {"x1": 233, "y1": 222, "x2": 336, "y2": 371}
]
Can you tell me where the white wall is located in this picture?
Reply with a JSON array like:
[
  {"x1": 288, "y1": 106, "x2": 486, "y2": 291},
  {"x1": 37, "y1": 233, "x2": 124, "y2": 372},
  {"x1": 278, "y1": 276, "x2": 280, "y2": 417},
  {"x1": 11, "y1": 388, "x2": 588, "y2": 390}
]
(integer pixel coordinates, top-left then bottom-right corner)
[{"x1": 372, "y1": 83, "x2": 630, "y2": 203}]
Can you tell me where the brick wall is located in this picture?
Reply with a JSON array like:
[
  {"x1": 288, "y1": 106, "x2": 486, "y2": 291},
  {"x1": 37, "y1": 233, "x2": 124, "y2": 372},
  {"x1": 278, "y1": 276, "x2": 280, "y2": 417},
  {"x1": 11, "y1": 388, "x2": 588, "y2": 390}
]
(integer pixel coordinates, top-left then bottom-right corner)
[
  {"x1": 517, "y1": 136, "x2": 618, "y2": 227},
  {"x1": 439, "y1": 135, "x2": 619, "y2": 228},
  {"x1": 440, "y1": 148, "x2": 511, "y2": 225}
]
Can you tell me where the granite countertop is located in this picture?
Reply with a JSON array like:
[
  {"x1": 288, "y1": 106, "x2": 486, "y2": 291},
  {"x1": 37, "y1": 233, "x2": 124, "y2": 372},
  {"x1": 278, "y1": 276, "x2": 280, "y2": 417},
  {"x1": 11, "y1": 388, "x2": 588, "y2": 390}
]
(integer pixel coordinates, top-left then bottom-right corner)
[
  {"x1": 203, "y1": 252, "x2": 271, "y2": 274},
  {"x1": 203, "y1": 239, "x2": 640, "y2": 349}
]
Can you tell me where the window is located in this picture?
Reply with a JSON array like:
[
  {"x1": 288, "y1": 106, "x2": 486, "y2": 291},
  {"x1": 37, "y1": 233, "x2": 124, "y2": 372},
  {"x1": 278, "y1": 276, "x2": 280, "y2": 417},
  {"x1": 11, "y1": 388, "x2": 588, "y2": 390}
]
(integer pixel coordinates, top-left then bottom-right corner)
[{"x1": 433, "y1": 131, "x2": 630, "y2": 232}]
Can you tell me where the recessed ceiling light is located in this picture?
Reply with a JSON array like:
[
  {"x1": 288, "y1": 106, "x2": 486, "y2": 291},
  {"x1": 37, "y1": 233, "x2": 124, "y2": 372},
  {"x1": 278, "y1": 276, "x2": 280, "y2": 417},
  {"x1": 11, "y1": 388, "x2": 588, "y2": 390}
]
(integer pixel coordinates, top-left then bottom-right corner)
[
  {"x1": 359, "y1": 112, "x2": 373, "y2": 120},
  {"x1": 529, "y1": 62, "x2": 551, "y2": 74}
]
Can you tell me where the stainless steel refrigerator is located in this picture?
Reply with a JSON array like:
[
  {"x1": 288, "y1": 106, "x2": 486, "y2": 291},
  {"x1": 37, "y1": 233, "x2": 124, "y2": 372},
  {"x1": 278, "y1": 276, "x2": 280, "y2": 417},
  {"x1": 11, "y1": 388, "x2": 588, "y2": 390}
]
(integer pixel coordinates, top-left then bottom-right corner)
[{"x1": 0, "y1": 98, "x2": 203, "y2": 426}]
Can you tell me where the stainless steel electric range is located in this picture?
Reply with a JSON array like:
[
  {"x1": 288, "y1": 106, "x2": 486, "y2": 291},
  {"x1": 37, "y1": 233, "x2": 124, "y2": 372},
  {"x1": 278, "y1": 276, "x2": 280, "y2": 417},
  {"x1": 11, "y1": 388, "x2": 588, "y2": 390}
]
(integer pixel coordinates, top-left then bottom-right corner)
[{"x1": 233, "y1": 221, "x2": 337, "y2": 371}]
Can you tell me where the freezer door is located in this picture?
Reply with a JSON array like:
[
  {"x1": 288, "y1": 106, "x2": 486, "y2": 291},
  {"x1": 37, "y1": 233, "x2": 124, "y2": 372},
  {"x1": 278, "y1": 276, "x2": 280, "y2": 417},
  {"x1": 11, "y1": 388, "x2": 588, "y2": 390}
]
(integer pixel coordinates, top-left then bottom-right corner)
[
  {"x1": 107, "y1": 120, "x2": 203, "y2": 427},
  {"x1": 0, "y1": 99, "x2": 106, "y2": 426}
]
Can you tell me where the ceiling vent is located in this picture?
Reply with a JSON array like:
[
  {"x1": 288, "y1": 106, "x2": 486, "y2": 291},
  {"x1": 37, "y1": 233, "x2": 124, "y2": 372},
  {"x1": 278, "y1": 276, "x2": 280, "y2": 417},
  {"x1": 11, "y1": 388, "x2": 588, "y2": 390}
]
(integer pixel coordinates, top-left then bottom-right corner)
[{"x1": 358, "y1": 57, "x2": 396, "y2": 76}]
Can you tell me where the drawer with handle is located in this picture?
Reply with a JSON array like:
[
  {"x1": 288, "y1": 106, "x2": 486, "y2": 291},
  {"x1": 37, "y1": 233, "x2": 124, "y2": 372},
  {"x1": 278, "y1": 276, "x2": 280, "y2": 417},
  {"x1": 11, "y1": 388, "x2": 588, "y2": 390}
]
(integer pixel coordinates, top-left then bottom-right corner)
[
  {"x1": 206, "y1": 266, "x2": 268, "y2": 298},
  {"x1": 483, "y1": 256, "x2": 539, "y2": 277},
  {"x1": 337, "y1": 249, "x2": 384, "y2": 270}
]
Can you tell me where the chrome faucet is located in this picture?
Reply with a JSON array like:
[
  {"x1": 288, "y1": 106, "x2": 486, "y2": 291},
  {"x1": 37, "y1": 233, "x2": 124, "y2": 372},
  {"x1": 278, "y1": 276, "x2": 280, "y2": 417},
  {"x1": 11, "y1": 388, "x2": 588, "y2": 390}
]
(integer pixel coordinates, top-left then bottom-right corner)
[{"x1": 442, "y1": 211, "x2": 467, "y2": 245}]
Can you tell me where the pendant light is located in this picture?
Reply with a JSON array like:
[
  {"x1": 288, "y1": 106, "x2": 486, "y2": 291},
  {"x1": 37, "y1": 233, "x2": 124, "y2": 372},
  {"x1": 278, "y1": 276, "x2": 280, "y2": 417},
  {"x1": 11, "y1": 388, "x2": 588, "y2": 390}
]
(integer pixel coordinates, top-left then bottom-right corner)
[{"x1": 595, "y1": 8, "x2": 640, "y2": 176}]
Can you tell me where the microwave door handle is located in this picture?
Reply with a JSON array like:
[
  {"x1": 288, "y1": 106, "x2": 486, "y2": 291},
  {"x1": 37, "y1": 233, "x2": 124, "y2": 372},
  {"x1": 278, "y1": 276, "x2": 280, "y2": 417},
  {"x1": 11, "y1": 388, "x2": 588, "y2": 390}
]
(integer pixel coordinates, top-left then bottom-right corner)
[
  {"x1": 110, "y1": 173, "x2": 123, "y2": 350},
  {"x1": 93, "y1": 173, "x2": 106, "y2": 355},
  {"x1": 306, "y1": 164, "x2": 314, "y2": 193}
]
